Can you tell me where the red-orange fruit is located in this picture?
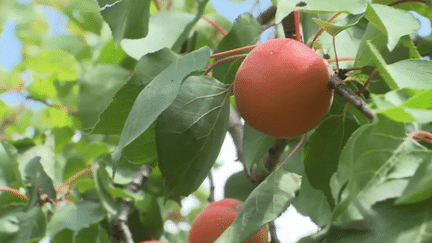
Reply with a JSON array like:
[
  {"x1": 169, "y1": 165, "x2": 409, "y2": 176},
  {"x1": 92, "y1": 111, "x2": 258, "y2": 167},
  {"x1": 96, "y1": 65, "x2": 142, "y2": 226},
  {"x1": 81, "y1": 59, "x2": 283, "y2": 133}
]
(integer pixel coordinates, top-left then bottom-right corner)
[
  {"x1": 188, "y1": 198, "x2": 268, "y2": 243},
  {"x1": 234, "y1": 38, "x2": 333, "y2": 138},
  {"x1": 139, "y1": 241, "x2": 164, "y2": 243}
]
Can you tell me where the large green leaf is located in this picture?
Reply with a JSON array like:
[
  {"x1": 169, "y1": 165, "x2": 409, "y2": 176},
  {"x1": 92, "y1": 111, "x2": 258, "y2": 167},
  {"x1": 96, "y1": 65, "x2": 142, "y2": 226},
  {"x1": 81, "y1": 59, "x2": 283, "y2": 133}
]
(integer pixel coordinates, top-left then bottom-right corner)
[
  {"x1": 215, "y1": 168, "x2": 301, "y2": 243},
  {"x1": 224, "y1": 171, "x2": 258, "y2": 201},
  {"x1": 212, "y1": 13, "x2": 261, "y2": 83},
  {"x1": 365, "y1": 3, "x2": 420, "y2": 51},
  {"x1": 324, "y1": 199, "x2": 432, "y2": 242},
  {"x1": 112, "y1": 47, "x2": 211, "y2": 163},
  {"x1": 156, "y1": 75, "x2": 230, "y2": 197},
  {"x1": 22, "y1": 157, "x2": 56, "y2": 209},
  {"x1": 0, "y1": 142, "x2": 22, "y2": 188},
  {"x1": 120, "y1": 11, "x2": 194, "y2": 59},
  {"x1": 78, "y1": 64, "x2": 130, "y2": 129},
  {"x1": 98, "y1": 0, "x2": 151, "y2": 45},
  {"x1": 356, "y1": 24, "x2": 421, "y2": 67},
  {"x1": 330, "y1": 115, "x2": 429, "y2": 222},
  {"x1": 46, "y1": 201, "x2": 105, "y2": 237},
  {"x1": 0, "y1": 207, "x2": 45, "y2": 243},
  {"x1": 92, "y1": 48, "x2": 180, "y2": 135},
  {"x1": 367, "y1": 41, "x2": 432, "y2": 90},
  {"x1": 303, "y1": 115, "x2": 360, "y2": 207},
  {"x1": 372, "y1": 88, "x2": 432, "y2": 123},
  {"x1": 396, "y1": 156, "x2": 432, "y2": 204}
]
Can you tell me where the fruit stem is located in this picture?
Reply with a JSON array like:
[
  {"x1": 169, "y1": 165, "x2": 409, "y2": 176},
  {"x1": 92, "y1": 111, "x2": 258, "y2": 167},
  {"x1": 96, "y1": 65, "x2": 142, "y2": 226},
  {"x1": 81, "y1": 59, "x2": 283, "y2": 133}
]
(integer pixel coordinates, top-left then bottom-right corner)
[
  {"x1": 357, "y1": 68, "x2": 378, "y2": 95},
  {"x1": 204, "y1": 54, "x2": 247, "y2": 75},
  {"x1": 210, "y1": 45, "x2": 257, "y2": 59},
  {"x1": 332, "y1": 36, "x2": 340, "y2": 71},
  {"x1": 326, "y1": 57, "x2": 356, "y2": 63},
  {"x1": 294, "y1": 10, "x2": 301, "y2": 42},
  {"x1": 0, "y1": 186, "x2": 28, "y2": 201},
  {"x1": 309, "y1": 12, "x2": 342, "y2": 48},
  {"x1": 202, "y1": 16, "x2": 227, "y2": 36}
]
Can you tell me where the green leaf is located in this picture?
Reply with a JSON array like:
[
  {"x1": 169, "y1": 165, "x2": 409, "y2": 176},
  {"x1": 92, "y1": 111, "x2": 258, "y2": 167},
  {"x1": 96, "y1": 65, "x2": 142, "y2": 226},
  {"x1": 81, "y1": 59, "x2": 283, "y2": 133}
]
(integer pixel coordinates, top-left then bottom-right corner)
[
  {"x1": 96, "y1": 39, "x2": 127, "y2": 64},
  {"x1": 46, "y1": 201, "x2": 105, "y2": 237},
  {"x1": 293, "y1": 175, "x2": 332, "y2": 226},
  {"x1": 330, "y1": 114, "x2": 429, "y2": 222},
  {"x1": 365, "y1": 3, "x2": 420, "y2": 50},
  {"x1": 44, "y1": 35, "x2": 91, "y2": 61},
  {"x1": 30, "y1": 49, "x2": 80, "y2": 81},
  {"x1": 112, "y1": 47, "x2": 211, "y2": 163},
  {"x1": 215, "y1": 168, "x2": 301, "y2": 243},
  {"x1": 121, "y1": 11, "x2": 195, "y2": 60},
  {"x1": 61, "y1": 0, "x2": 103, "y2": 34},
  {"x1": 224, "y1": 171, "x2": 258, "y2": 201},
  {"x1": 0, "y1": 207, "x2": 45, "y2": 243},
  {"x1": 367, "y1": 41, "x2": 432, "y2": 90},
  {"x1": 312, "y1": 13, "x2": 364, "y2": 37},
  {"x1": 356, "y1": 23, "x2": 421, "y2": 67},
  {"x1": 396, "y1": 156, "x2": 432, "y2": 204},
  {"x1": 98, "y1": 0, "x2": 151, "y2": 45},
  {"x1": 0, "y1": 142, "x2": 22, "y2": 187},
  {"x1": 156, "y1": 75, "x2": 230, "y2": 197},
  {"x1": 22, "y1": 157, "x2": 56, "y2": 209},
  {"x1": 304, "y1": 115, "x2": 360, "y2": 207},
  {"x1": 92, "y1": 48, "x2": 180, "y2": 135},
  {"x1": 78, "y1": 64, "x2": 130, "y2": 129},
  {"x1": 212, "y1": 13, "x2": 261, "y2": 83},
  {"x1": 372, "y1": 88, "x2": 432, "y2": 123},
  {"x1": 325, "y1": 199, "x2": 432, "y2": 242},
  {"x1": 242, "y1": 124, "x2": 275, "y2": 170},
  {"x1": 28, "y1": 73, "x2": 57, "y2": 100}
]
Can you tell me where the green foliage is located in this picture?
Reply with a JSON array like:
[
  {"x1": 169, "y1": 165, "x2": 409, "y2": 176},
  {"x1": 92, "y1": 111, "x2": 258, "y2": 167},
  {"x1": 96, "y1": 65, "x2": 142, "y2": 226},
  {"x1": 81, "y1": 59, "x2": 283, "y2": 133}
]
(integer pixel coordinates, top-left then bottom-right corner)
[{"x1": 0, "y1": 0, "x2": 431, "y2": 242}]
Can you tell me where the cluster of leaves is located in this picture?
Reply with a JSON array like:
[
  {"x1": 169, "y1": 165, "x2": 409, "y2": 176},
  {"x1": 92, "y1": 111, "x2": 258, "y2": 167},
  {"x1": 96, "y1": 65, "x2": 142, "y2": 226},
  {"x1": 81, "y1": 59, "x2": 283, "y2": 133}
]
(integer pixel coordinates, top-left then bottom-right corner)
[{"x1": 0, "y1": 0, "x2": 431, "y2": 242}]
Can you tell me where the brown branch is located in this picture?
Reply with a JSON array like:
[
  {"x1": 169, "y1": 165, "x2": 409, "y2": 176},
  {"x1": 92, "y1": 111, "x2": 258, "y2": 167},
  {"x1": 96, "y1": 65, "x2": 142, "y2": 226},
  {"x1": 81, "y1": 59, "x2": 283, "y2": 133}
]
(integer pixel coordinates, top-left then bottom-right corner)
[
  {"x1": 328, "y1": 74, "x2": 375, "y2": 122},
  {"x1": 256, "y1": 5, "x2": 276, "y2": 25},
  {"x1": 357, "y1": 68, "x2": 378, "y2": 95},
  {"x1": 269, "y1": 221, "x2": 280, "y2": 243},
  {"x1": 112, "y1": 165, "x2": 152, "y2": 243},
  {"x1": 208, "y1": 170, "x2": 215, "y2": 203}
]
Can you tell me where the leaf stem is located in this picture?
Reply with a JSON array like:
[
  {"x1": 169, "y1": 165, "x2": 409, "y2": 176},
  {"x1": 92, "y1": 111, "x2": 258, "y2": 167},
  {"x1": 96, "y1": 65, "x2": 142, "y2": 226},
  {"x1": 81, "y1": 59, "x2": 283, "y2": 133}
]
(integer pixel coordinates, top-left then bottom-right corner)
[
  {"x1": 202, "y1": 15, "x2": 227, "y2": 36},
  {"x1": 204, "y1": 54, "x2": 247, "y2": 75},
  {"x1": 327, "y1": 57, "x2": 356, "y2": 63},
  {"x1": 0, "y1": 186, "x2": 28, "y2": 201},
  {"x1": 357, "y1": 68, "x2": 378, "y2": 95},
  {"x1": 210, "y1": 45, "x2": 257, "y2": 59}
]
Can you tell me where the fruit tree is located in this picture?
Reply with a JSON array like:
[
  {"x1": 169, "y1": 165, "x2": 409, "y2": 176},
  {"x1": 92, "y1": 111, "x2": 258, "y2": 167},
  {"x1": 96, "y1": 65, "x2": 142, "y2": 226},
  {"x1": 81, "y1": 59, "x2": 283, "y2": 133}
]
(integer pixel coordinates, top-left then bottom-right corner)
[{"x1": 0, "y1": 0, "x2": 432, "y2": 242}]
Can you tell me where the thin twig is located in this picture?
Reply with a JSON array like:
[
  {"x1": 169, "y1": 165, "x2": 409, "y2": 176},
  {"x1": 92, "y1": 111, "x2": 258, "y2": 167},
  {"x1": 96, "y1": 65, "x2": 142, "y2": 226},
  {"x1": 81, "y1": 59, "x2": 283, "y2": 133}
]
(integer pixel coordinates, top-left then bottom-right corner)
[
  {"x1": 112, "y1": 165, "x2": 152, "y2": 243},
  {"x1": 332, "y1": 36, "x2": 340, "y2": 71},
  {"x1": 210, "y1": 45, "x2": 257, "y2": 59},
  {"x1": 0, "y1": 186, "x2": 28, "y2": 201},
  {"x1": 329, "y1": 74, "x2": 375, "y2": 122},
  {"x1": 204, "y1": 54, "x2": 247, "y2": 75},
  {"x1": 208, "y1": 170, "x2": 215, "y2": 203},
  {"x1": 269, "y1": 221, "x2": 280, "y2": 243},
  {"x1": 357, "y1": 69, "x2": 378, "y2": 95},
  {"x1": 294, "y1": 10, "x2": 301, "y2": 42},
  {"x1": 202, "y1": 16, "x2": 227, "y2": 36}
]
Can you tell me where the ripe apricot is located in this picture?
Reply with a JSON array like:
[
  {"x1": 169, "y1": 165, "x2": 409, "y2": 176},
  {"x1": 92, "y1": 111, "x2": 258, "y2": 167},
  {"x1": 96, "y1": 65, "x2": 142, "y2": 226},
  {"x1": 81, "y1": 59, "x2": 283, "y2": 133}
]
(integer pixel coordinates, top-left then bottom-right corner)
[
  {"x1": 188, "y1": 198, "x2": 268, "y2": 243},
  {"x1": 234, "y1": 38, "x2": 333, "y2": 138}
]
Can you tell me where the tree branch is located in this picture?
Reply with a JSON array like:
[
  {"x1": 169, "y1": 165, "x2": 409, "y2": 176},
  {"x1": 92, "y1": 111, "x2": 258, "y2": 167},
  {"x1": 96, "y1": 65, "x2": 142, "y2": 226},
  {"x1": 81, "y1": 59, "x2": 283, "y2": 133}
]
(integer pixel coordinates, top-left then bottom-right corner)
[
  {"x1": 328, "y1": 74, "x2": 375, "y2": 122},
  {"x1": 112, "y1": 165, "x2": 152, "y2": 243}
]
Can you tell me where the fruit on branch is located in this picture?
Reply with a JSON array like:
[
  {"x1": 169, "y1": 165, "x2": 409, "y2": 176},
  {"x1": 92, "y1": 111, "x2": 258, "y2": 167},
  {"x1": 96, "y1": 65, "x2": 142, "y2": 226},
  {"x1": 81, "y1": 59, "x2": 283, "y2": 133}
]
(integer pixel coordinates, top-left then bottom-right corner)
[
  {"x1": 188, "y1": 198, "x2": 269, "y2": 243},
  {"x1": 234, "y1": 38, "x2": 333, "y2": 138}
]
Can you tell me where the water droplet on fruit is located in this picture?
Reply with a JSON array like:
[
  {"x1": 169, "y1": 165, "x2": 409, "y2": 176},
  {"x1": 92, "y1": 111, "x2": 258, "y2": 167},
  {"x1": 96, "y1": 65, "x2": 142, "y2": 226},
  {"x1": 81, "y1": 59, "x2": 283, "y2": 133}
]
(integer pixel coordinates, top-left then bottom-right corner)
[{"x1": 270, "y1": 51, "x2": 274, "y2": 55}]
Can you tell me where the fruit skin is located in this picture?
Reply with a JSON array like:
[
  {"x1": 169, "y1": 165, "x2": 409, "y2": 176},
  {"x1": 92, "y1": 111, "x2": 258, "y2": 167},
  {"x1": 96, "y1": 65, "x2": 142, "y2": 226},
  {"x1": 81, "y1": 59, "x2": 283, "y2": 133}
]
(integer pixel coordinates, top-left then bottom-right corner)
[
  {"x1": 234, "y1": 38, "x2": 333, "y2": 138},
  {"x1": 188, "y1": 198, "x2": 269, "y2": 243}
]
